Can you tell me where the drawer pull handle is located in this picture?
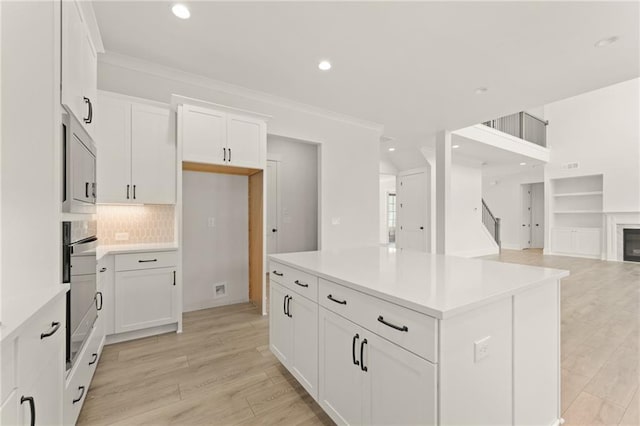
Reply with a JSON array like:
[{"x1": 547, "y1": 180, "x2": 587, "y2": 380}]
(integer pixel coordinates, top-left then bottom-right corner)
[
  {"x1": 72, "y1": 386, "x2": 86, "y2": 404},
  {"x1": 138, "y1": 259, "x2": 158, "y2": 263},
  {"x1": 272, "y1": 270, "x2": 283, "y2": 277},
  {"x1": 360, "y1": 339, "x2": 368, "y2": 372},
  {"x1": 20, "y1": 396, "x2": 35, "y2": 426},
  {"x1": 377, "y1": 315, "x2": 409, "y2": 332},
  {"x1": 40, "y1": 321, "x2": 61, "y2": 339},
  {"x1": 327, "y1": 294, "x2": 347, "y2": 305},
  {"x1": 294, "y1": 279, "x2": 309, "y2": 288},
  {"x1": 352, "y1": 333, "x2": 360, "y2": 366},
  {"x1": 89, "y1": 353, "x2": 98, "y2": 365}
]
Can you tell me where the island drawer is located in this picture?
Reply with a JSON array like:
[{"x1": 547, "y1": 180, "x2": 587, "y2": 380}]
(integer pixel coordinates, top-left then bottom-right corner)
[
  {"x1": 319, "y1": 278, "x2": 438, "y2": 363},
  {"x1": 115, "y1": 251, "x2": 178, "y2": 272},
  {"x1": 269, "y1": 262, "x2": 318, "y2": 302}
]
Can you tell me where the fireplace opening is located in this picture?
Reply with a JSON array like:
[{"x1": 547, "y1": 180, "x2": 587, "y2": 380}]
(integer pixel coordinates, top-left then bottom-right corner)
[{"x1": 623, "y1": 229, "x2": 640, "y2": 262}]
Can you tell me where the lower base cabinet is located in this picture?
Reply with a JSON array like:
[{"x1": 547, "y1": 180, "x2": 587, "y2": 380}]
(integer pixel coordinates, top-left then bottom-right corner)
[
  {"x1": 269, "y1": 281, "x2": 318, "y2": 399},
  {"x1": 318, "y1": 307, "x2": 436, "y2": 426},
  {"x1": 551, "y1": 227, "x2": 601, "y2": 257}
]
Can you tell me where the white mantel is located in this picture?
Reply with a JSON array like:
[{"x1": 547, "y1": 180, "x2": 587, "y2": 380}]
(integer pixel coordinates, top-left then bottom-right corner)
[{"x1": 605, "y1": 212, "x2": 640, "y2": 261}]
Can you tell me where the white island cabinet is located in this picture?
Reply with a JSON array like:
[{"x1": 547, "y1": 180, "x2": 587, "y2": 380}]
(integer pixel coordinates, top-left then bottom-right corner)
[{"x1": 269, "y1": 247, "x2": 569, "y2": 426}]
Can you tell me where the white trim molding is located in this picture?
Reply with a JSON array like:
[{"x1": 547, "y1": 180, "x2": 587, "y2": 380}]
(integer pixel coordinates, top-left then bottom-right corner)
[{"x1": 99, "y1": 51, "x2": 384, "y2": 133}]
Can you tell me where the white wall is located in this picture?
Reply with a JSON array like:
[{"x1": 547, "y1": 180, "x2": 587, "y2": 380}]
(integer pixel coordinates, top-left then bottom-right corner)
[
  {"x1": 182, "y1": 171, "x2": 248, "y2": 312},
  {"x1": 98, "y1": 54, "x2": 382, "y2": 250},
  {"x1": 544, "y1": 78, "x2": 640, "y2": 212},
  {"x1": 267, "y1": 135, "x2": 318, "y2": 253},
  {"x1": 448, "y1": 164, "x2": 499, "y2": 257},
  {"x1": 482, "y1": 168, "x2": 545, "y2": 249},
  {"x1": 379, "y1": 175, "x2": 396, "y2": 244}
]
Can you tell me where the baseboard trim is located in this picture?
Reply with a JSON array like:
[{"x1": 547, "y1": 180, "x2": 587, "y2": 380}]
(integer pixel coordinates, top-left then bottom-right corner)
[
  {"x1": 105, "y1": 323, "x2": 178, "y2": 345},
  {"x1": 183, "y1": 296, "x2": 249, "y2": 313}
]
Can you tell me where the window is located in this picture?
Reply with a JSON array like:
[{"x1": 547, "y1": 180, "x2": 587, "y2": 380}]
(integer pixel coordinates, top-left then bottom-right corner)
[{"x1": 387, "y1": 193, "x2": 396, "y2": 243}]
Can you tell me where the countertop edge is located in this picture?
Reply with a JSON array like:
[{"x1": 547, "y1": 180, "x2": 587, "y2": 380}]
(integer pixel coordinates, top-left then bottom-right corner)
[
  {"x1": 97, "y1": 243, "x2": 179, "y2": 259},
  {"x1": 269, "y1": 256, "x2": 569, "y2": 320}
]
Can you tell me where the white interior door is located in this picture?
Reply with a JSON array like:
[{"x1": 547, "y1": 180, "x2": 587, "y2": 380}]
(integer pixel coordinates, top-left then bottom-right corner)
[
  {"x1": 530, "y1": 183, "x2": 544, "y2": 248},
  {"x1": 266, "y1": 160, "x2": 279, "y2": 255},
  {"x1": 521, "y1": 184, "x2": 532, "y2": 249},
  {"x1": 397, "y1": 172, "x2": 427, "y2": 251}
]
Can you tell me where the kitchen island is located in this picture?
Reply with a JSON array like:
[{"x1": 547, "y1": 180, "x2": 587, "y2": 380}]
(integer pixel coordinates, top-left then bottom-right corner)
[{"x1": 268, "y1": 246, "x2": 569, "y2": 426}]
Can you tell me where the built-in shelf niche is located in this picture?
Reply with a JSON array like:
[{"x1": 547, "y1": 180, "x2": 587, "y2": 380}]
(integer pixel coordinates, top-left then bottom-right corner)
[{"x1": 551, "y1": 174, "x2": 604, "y2": 229}]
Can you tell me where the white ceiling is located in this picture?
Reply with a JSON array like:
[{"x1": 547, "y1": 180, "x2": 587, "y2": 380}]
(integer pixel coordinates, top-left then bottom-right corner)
[{"x1": 93, "y1": 1, "x2": 639, "y2": 155}]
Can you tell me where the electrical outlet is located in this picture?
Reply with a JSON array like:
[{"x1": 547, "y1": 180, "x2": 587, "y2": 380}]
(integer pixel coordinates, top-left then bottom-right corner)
[
  {"x1": 207, "y1": 217, "x2": 215, "y2": 228},
  {"x1": 115, "y1": 232, "x2": 129, "y2": 241},
  {"x1": 331, "y1": 217, "x2": 341, "y2": 225},
  {"x1": 474, "y1": 336, "x2": 491, "y2": 362}
]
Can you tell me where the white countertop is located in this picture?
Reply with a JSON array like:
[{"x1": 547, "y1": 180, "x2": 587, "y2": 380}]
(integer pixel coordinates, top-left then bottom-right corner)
[
  {"x1": 97, "y1": 242, "x2": 179, "y2": 260},
  {"x1": 269, "y1": 247, "x2": 569, "y2": 319}
]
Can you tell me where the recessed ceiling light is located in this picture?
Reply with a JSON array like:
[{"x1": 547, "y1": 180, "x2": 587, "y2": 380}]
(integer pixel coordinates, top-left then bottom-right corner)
[
  {"x1": 452, "y1": 144, "x2": 460, "y2": 149},
  {"x1": 318, "y1": 60, "x2": 332, "y2": 71},
  {"x1": 388, "y1": 147, "x2": 396, "y2": 152},
  {"x1": 594, "y1": 36, "x2": 619, "y2": 48},
  {"x1": 519, "y1": 162, "x2": 527, "y2": 166},
  {"x1": 475, "y1": 87, "x2": 488, "y2": 95},
  {"x1": 172, "y1": 4, "x2": 190, "y2": 19}
]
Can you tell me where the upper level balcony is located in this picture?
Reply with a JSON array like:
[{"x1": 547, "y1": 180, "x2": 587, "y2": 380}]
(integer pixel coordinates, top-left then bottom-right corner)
[{"x1": 482, "y1": 111, "x2": 548, "y2": 148}]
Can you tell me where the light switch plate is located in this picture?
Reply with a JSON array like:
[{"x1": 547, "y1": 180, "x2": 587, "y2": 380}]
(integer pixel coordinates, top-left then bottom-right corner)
[
  {"x1": 331, "y1": 217, "x2": 341, "y2": 225},
  {"x1": 207, "y1": 217, "x2": 215, "y2": 228},
  {"x1": 474, "y1": 336, "x2": 491, "y2": 362}
]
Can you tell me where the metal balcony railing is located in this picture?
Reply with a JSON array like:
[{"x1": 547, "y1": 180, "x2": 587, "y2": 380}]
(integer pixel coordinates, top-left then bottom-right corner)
[
  {"x1": 482, "y1": 199, "x2": 501, "y2": 249},
  {"x1": 482, "y1": 112, "x2": 548, "y2": 147}
]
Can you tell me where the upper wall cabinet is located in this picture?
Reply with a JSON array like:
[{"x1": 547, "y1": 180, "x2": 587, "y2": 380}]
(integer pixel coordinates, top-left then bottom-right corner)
[
  {"x1": 181, "y1": 104, "x2": 267, "y2": 169},
  {"x1": 97, "y1": 92, "x2": 176, "y2": 204},
  {"x1": 61, "y1": 1, "x2": 103, "y2": 139}
]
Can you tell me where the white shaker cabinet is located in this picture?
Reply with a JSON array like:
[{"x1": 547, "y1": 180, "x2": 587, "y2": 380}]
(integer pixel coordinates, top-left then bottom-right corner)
[
  {"x1": 97, "y1": 92, "x2": 176, "y2": 204},
  {"x1": 269, "y1": 281, "x2": 319, "y2": 399},
  {"x1": 61, "y1": 0, "x2": 101, "y2": 138},
  {"x1": 113, "y1": 251, "x2": 179, "y2": 334},
  {"x1": 318, "y1": 307, "x2": 436, "y2": 426},
  {"x1": 180, "y1": 104, "x2": 267, "y2": 170},
  {"x1": 551, "y1": 227, "x2": 601, "y2": 258}
]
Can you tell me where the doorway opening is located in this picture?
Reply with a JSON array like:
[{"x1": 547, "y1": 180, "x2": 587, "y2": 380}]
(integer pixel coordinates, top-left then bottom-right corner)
[
  {"x1": 379, "y1": 174, "x2": 397, "y2": 246},
  {"x1": 521, "y1": 182, "x2": 544, "y2": 249},
  {"x1": 266, "y1": 135, "x2": 319, "y2": 256}
]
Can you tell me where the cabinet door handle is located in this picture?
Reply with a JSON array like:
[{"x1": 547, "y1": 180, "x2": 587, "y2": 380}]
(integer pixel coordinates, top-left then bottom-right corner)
[
  {"x1": 294, "y1": 279, "x2": 309, "y2": 288},
  {"x1": 223, "y1": 147, "x2": 227, "y2": 162},
  {"x1": 133, "y1": 184, "x2": 136, "y2": 199},
  {"x1": 377, "y1": 315, "x2": 409, "y2": 332},
  {"x1": 352, "y1": 333, "x2": 360, "y2": 366},
  {"x1": 40, "y1": 321, "x2": 61, "y2": 339},
  {"x1": 95, "y1": 291, "x2": 103, "y2": 311},
  {"x1": 85, "y1": 182, "x2": 90, "y2": 198},
  {"x1": 138, "y1": 259, "x2": 157, "y2": 263},
  {"x1": 283, "y1": 295, "x2": 289, "y2": 316},
  {"x1": 127, "y1": 184, "x2": 130, "y2": 199},
  {"x1": 360, "y1": 339, "x2": 368, "y2": 372},
  {"x1": 88, "y1": 353, "x2": 98, "y2": 366},
  {"x1": 72, "y1": 386, "x2": 86, "y2": 404},
  {"x1": 286, "y1": 296, "x2": 293, "y2": 318},
  {"x1": 173, "y1": 270, "x2": 176, "y2": 286},
  {"x1": 272, "y1": 270, "x2": 283, "y2": 277},
  {"x1": 83, "y1": 97, "x2": 91, "y2": 124},
  {"x1": 228, "y1": 148, "x2": 231, "y2": 162},
  {"x1": 20, "y1": 396, "x2": 35, "y2": 426},
  {"x1": 327, "y1": 294, "x2": 347, "y2": 305}
]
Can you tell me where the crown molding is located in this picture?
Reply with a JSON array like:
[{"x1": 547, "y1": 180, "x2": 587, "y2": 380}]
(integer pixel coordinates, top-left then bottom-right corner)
[{"x1": 98, "y1": 51, "x2": 384, "y2": 133}]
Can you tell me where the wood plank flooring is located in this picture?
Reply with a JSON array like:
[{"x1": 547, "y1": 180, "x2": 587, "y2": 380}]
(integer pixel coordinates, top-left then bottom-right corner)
[
  {"x1": 79, "y1": 250, "x2": 639, "y2": 425},
  {"x1": 482, "y1": 249, "x2": 640, "y2": 426}
]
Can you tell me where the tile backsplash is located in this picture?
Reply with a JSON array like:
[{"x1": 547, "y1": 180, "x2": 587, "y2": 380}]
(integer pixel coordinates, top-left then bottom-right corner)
[{"x1": 98, "y1": 205, "x2": 175, "y2": 245}]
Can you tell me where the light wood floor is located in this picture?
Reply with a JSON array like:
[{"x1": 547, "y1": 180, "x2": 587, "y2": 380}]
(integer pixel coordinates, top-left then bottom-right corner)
[
  {"x1": 79, "y1": 250, "x2": 639, "y2": 425},
  {"x1": 483, "y1": 249, "x2": 640, "y2": 426}
]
